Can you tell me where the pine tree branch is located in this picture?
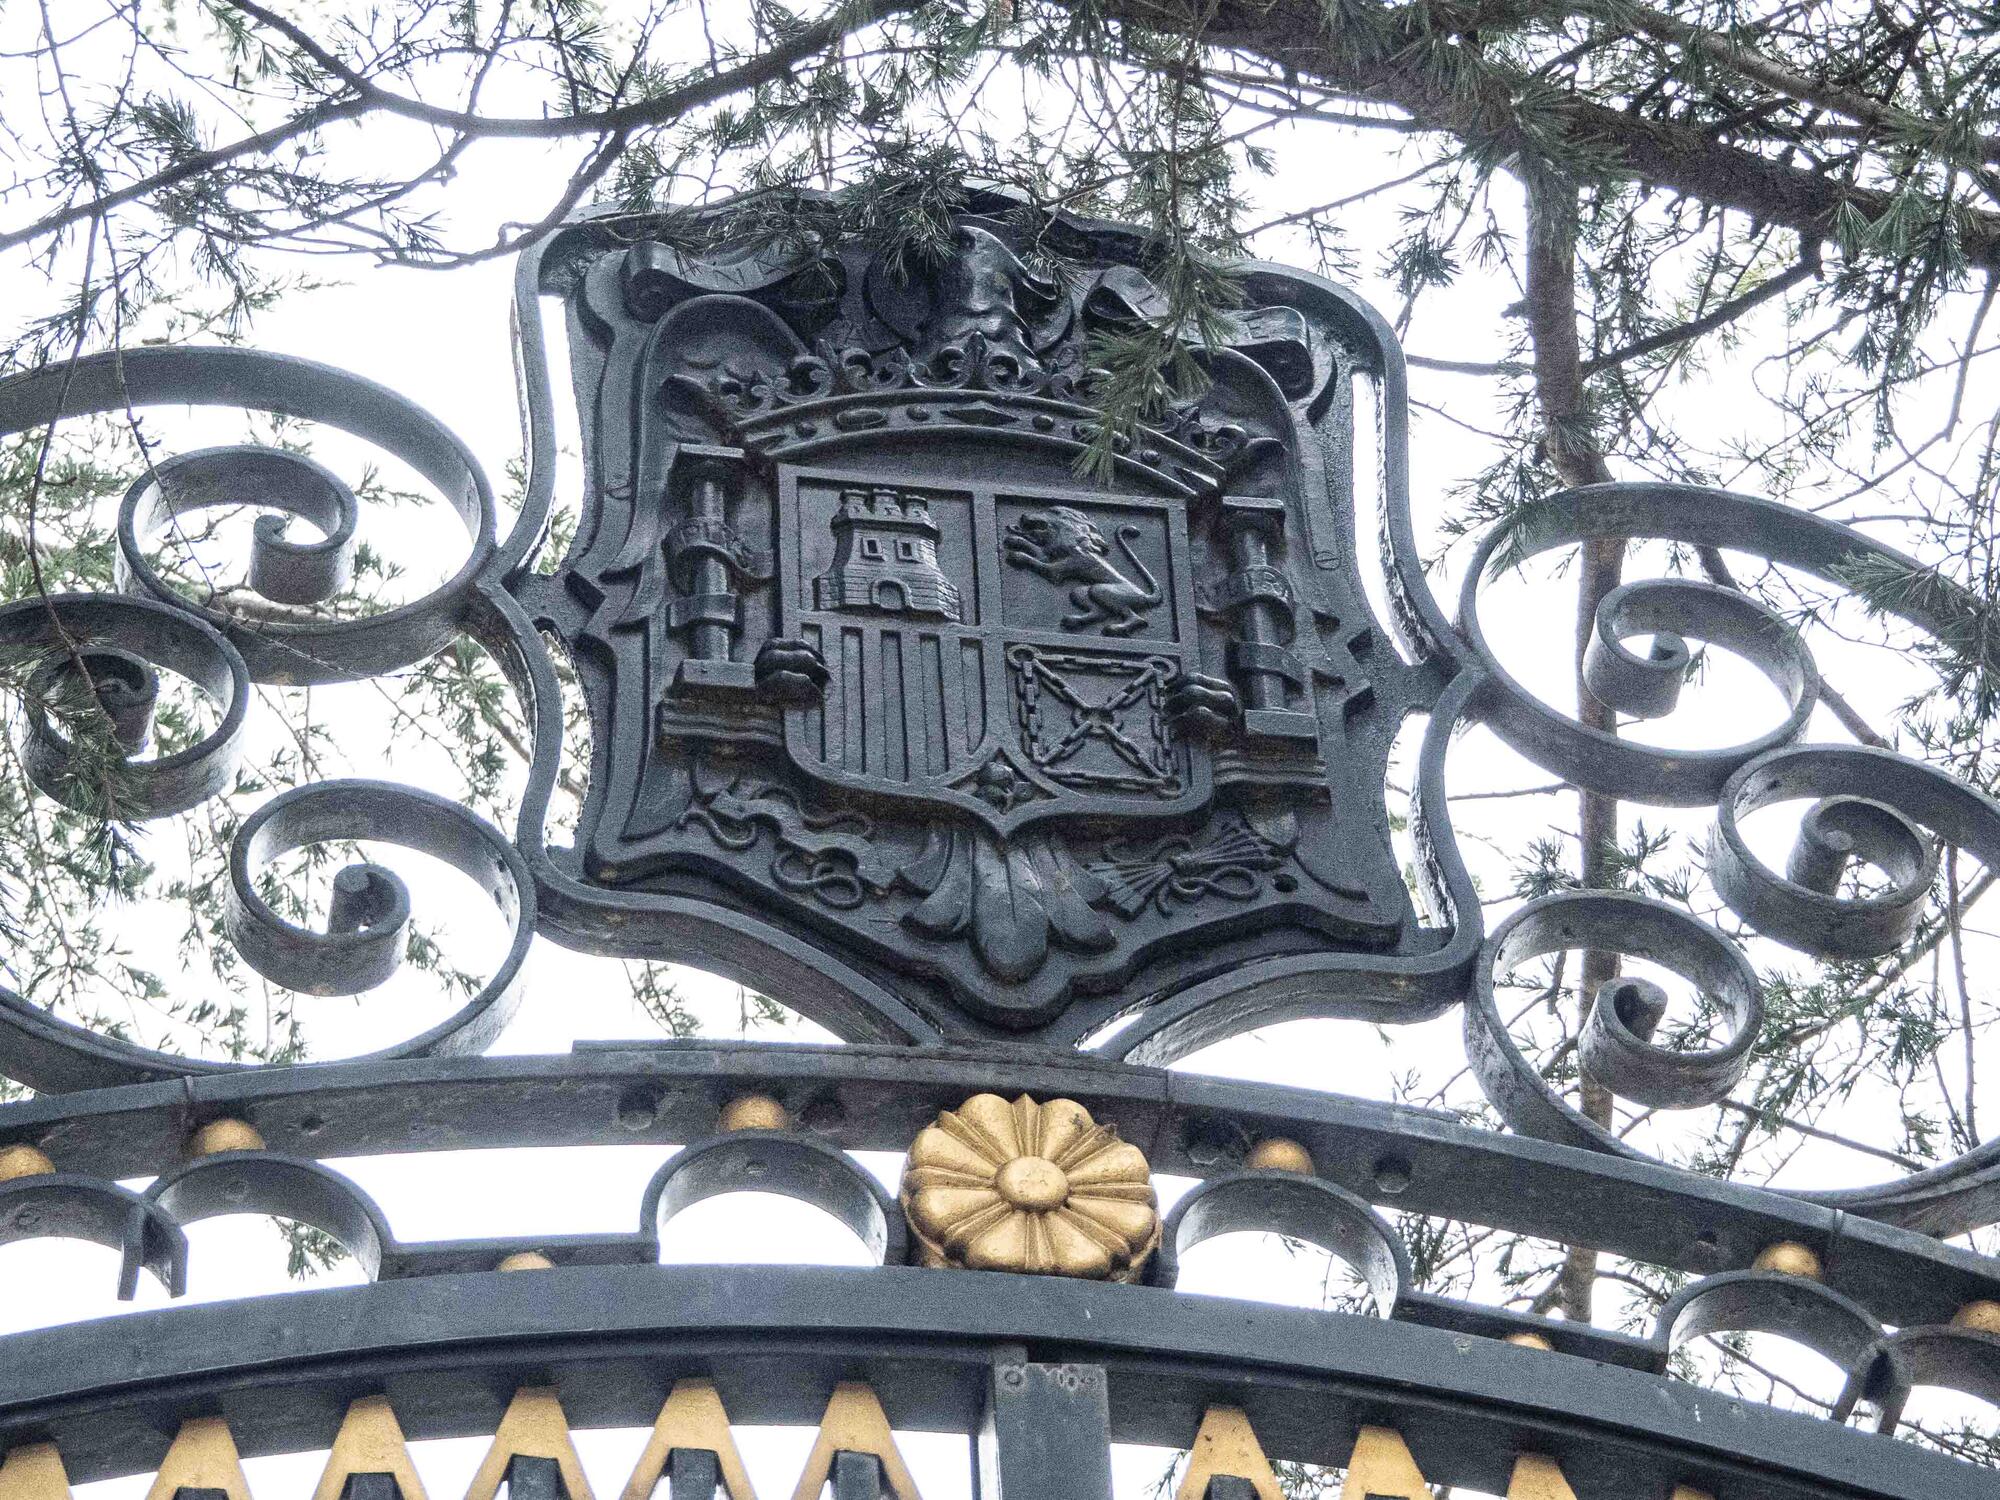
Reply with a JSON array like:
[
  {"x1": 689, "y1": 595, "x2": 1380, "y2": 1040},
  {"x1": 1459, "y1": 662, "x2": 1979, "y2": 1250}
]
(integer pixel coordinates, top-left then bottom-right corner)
[
  {"x1": 1406, "y1": 253, "x2": 1823, "y2": 377},
  {"x1": 1101, "y1": 0, "x2": 2000, "y2": 272},
  {"x1": 1596, "y1": 0, "x2": 2000, "y2": 169},
  {"x1": 221, "y1": 0, "x2": 913, "y2": 137},
  {"x1": 1582, "y1": 250, "x2": 1822, "y2": 373},
  {"x1": 1522, "y1": 166, "x2": 1617, "y2": 1326},
  {"x1": 0, "y1": 0, "x2": 912, "y2": 256}
]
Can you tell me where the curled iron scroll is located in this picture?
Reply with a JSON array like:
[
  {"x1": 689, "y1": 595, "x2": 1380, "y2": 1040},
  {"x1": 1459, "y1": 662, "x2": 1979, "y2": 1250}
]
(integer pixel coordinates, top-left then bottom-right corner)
[
  {"x1": 0, "y1": 345, "x2": 496, "y2": 685},
  {"x1": 0, "y1": 593, "x2": 249, "y2": 819},
  {"x1": 1710, "y1": 747, "x2": 1967, "y2": 961},
  {"x1": 1465, "y1": 890, "x2": 1764, "y2": 1155},
  {"x1": 1457, "y1": 491, "x2": 1826, "y2": 805},
  {"x1": 0, "y1": 345, "x2": 531, "y2": 1093},
  {"x1": 0, "y1": 780, "x2": 532, "y2": 1094},
  {"x1": 120, "y1": 444, "x2": 360, "y2": 609}
]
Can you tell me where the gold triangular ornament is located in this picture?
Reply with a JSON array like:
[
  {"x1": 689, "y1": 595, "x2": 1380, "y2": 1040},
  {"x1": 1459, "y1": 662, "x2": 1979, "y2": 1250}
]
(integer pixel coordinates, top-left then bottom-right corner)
[
  {"x1": 1505, "y1": 1454, "x2": 1578, "y2": 1500},
  {"x1": 144, "y1": 1417, "x2": 253, "y2": 1500},
  {"x1": 0, "y1": 1445, "x2": 72, "y2": 1500},
  {"x1": 464, "y1": 1388, "x2": 594, "y2": 1500},
  {"x1": 788, "y1": 1384, "x2": 920, "y2": 1500},
  {"x1": 311, "y1": 1396, "x2": 428, "y2": 1500},
  {"x1": 1173, "y1": 1407, "x2": 1284, "y2": 1500},
  {"x1": 621, "y1": 1380, "x2": 756, "y2": 1500},
  {"x1": 1338, "y1": 1426, "x2": 1433, "y2": 1500}
]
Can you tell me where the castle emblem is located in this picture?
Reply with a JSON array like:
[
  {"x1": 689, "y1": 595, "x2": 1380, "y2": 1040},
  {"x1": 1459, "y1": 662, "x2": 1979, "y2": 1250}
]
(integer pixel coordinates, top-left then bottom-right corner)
[{"x1": 814, "y1": 487, "x2": 962, "y2": 621}]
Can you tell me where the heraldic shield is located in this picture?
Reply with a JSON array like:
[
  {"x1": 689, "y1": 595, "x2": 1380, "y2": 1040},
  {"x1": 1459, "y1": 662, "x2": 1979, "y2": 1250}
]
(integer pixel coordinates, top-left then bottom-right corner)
[
  {"x1": 517, "y1": 190, "x2": 1435, "y2": 1038},
  {"x1": 777, "y1": 465, "x2": 1209, "y2": 835}
]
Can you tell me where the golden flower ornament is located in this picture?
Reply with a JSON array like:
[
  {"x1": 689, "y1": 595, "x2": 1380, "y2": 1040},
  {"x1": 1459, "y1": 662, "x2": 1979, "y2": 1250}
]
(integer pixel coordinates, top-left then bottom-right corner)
[{"x1": 900, "y1": 1093, "x2": 1159, "y2": 1280}]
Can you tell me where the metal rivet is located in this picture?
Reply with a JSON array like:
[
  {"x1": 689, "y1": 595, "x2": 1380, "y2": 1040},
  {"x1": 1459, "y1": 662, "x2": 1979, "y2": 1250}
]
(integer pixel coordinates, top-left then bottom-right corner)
[
  {"x1": 189, "y1": 1119, "x2": 266, "y2": 1157},
  {"x1": 1951, "y1": 1299, "x2": 2000, "y2": 1334},
  {"x1": 496, "y1": 1251, "x2": 555, "y2": 1272},
  {"x1": 718, "y1": 1093, "x2": 790, "y2": 1133},
  {"x1": 1751, "y1": 1241, "x2": 1823, "y2": 1280},
  {"x1": 1245, "y1": 1138, "x2": 1315, "y2": 1175},
  {"x1": 1182, "y1": 1115, "x2": 1251, "y2": 1168},
  {"x1": 616, "y1": 1085, "x2": 663, "y2": 1131},
  {"x1": 1372, "y1": 1155, "x2": 1412, "y2": 1195},
  {"x1": 0, "y1": 1144, "x2": 55, "y2": 1182}
]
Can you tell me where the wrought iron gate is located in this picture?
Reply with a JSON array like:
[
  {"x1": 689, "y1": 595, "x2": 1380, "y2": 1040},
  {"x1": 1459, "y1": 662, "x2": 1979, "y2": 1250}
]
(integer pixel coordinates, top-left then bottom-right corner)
[{"x1": 0, "y1": 188, "x2": 1995, "y2": 1500}]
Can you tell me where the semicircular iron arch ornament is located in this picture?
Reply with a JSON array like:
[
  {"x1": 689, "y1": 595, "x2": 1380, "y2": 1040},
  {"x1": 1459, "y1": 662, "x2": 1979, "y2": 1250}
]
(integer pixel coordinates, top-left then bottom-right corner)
[{"x1": 0, "y1": 185, "x2": 1997, "y2": 1500}]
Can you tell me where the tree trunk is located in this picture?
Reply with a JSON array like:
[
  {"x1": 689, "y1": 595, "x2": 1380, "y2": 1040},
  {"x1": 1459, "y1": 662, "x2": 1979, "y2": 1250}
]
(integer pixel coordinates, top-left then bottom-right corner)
[{"x1": 1522, "y1": 168, "x2": 1619, "y2": 1325}]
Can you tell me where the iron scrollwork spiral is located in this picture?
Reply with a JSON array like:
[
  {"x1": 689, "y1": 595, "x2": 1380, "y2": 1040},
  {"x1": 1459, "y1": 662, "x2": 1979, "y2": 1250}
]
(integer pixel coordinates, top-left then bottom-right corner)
[
  {"x1": 1445, "y1": 478, "x2": 2000, "y2": 1236},
  {"x1": 0, "y1": 592, "x2": 250, "y2": 819},
  {"x1": 1464, "y1": 890, "x2": 1765, "y2": 1154},
  {"x1": 0, "y1": 344, "x2": 529, "y2": 1091},
  {"x1": 0, "y1": 344, "x2": 497, "y2": 686}
]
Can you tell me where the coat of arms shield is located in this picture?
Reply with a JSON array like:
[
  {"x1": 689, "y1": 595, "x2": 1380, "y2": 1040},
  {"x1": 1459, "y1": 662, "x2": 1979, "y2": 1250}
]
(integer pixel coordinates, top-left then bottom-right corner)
[
  {"x1": 514, "y1": 192, "x2": 1432, "y2": 1040},
  {"x1": 776, "y1": 465, "x2": 1209, "y2": 836}
]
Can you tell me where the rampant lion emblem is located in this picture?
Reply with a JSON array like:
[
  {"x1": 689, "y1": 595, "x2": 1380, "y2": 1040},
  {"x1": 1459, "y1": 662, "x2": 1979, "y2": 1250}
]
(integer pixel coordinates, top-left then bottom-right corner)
[{"x1": 1003, "y1": 506, "x2": 1162, "y2": 636}]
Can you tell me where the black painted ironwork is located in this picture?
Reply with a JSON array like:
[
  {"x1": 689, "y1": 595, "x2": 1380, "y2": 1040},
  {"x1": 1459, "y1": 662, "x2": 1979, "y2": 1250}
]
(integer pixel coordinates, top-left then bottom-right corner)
[{"x1": 0, "y1": 187, "x2": 1994, "y2": 1498}]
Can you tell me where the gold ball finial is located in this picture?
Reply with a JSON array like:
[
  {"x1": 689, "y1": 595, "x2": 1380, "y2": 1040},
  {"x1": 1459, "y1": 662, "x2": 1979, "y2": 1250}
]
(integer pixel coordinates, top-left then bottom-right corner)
[
  {"x1": 1951, "y1": 1299, "x2": 2000, "y2": 1334},
  {"x1": 1245, "y1": 1138, "x2": 1316, "y2": 1175},
  {"x1": 495, "y1": 1251, "x2": 556, "y2": 1272},
  {"x1": 188, "y1": 1119, "x2": 265, "y2": 1157},
  {"x1": 717, "y1": 1093, "x2": 790, "y2": 1133},
  {"x1": 1751, "y1": 1241, "x2": 1824, "y2": 1280},
  {"x1": 0, "y1": 1143, "x2": 55, "y2": 1182},
  {"x1": 1503, "y1": 1331, "x2": 1556, "y2": 1352}
]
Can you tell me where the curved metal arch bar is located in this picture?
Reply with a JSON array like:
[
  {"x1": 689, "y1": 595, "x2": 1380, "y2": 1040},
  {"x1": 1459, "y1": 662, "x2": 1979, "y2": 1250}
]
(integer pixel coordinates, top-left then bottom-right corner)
[
  {"x1": 1845, "y1": 1324, "x2": 2000, "y2": 1434},
  {"x1": 130, "y1": 1146, "x2": 667, "y2": 1287},
  {"x1": 10, "y1": 1045, "x2": 1997, "y2": 1321},
  {"x1": 139, "y1": 1151, "x2": 392, "y2": 1281},
  {"x1": 0, "y1": 1265, "x2": 1982, "y2": 1499},
  {"x1": 1653, "y1": 1269, "x2": 1885, "y2": 1421},
  {"x1": 0, "y1": 345, "x2": 496, "y2": 685},
  {"x1": 0, "y1": 782, "x2": 532, "y2": 1093},
  {"x1": 0, "y1": 1174, "x2": 183, "y2": 1299},
  {"x1": 642, "y1": 1129, "x2": 906, "y2": 1266},
  {"x1": 1152, "y1": 1169, "x2": 1410, "y2": 1314}
]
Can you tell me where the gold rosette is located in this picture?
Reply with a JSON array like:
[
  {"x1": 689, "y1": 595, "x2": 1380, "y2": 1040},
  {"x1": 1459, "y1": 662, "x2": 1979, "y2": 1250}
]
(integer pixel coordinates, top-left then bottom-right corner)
[{"x1": 900, "y1": 1093, "x2": 1159, "y2": 1280}]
